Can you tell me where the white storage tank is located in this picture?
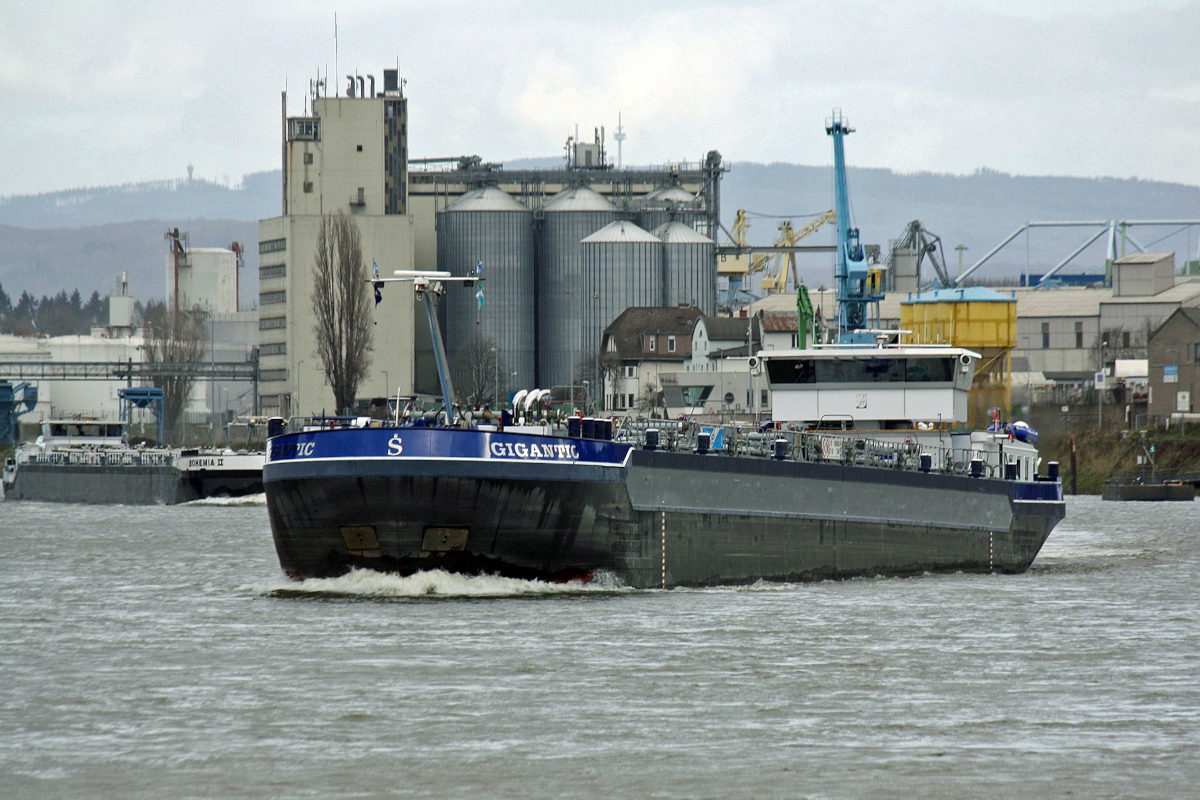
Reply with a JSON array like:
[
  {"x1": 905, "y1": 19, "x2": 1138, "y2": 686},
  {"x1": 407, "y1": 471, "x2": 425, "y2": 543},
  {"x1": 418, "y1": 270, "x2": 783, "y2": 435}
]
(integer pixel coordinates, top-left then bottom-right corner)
[
  {"x1": 581, "y1": 220, "x2": 664, "y2": 363},
  {"x1": 653, "y1": 221, "x2": 716, "y2": 315}
]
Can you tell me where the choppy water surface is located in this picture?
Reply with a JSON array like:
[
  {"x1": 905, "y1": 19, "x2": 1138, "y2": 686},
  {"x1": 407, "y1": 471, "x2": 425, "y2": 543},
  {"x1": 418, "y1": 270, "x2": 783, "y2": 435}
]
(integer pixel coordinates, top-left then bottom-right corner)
[{"x1": 1, "y1": 496, "x2": 1197, "y2": 799}]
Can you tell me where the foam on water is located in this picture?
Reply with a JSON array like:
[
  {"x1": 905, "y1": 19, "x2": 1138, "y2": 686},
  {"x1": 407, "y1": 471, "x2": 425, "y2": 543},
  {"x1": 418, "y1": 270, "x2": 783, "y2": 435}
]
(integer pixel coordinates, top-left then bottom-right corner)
[
  {"x1": 259, "y1": 568, "x2": 631, "y2": 599},
  {"x1": 183, "y1": 493, "x2": 267, "y2": 507}
]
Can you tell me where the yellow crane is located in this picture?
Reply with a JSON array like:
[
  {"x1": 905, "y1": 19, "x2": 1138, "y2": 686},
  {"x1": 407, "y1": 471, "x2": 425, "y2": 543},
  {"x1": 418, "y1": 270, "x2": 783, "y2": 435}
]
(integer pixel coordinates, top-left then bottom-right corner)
[{"x1": 757, "y1": 210, "x2": 837, "y2": 294}]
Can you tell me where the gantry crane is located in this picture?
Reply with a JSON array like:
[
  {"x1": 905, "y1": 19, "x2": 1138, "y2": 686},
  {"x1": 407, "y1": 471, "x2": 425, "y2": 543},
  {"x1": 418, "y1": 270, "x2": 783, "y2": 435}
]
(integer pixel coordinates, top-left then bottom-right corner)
[
  {"x1": 731, "y1": 209, "x2": 831, "y2": 349},
  {"x1": 759, "y1": 211, "x2": 838, "y2": 294}
]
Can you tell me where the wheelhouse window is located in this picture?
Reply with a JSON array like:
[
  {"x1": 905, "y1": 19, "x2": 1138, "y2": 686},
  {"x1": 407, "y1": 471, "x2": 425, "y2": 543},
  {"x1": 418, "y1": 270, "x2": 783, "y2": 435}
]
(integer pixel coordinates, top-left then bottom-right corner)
[{"x1": 765, "y1": 357, "x2": 955, "y2": 384}]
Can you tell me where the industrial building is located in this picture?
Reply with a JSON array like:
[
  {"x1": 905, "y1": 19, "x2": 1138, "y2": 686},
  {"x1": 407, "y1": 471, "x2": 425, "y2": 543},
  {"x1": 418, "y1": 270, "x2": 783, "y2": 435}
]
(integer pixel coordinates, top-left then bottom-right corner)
[
  {"x1": 257, "y1": 71, "x2": 725, "y2": 412},
  {"x1": 257, "y1": 69, "x2": 414, "y2": 415},
  {"x1": 165, "y1": 230, "x2": 260, "y2": 422},
  {"x1": 411, "y1": 146, "x2": 724, "y2": 397},
  {"x1": 0, "y1": 236, "x2": 260, "y2": 430}
]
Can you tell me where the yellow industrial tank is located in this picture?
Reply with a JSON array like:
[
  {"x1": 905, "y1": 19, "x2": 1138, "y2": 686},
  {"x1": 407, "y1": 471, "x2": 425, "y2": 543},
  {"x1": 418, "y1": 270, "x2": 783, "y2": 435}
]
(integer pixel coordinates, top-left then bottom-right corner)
[{"x1": 900, "y1": 287, "x2": 1017, "y2": 425}]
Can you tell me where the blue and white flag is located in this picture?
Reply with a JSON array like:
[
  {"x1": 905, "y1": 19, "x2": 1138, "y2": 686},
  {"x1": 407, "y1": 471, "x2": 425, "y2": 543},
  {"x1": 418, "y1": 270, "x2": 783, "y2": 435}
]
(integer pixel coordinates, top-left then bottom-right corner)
[
  {"x1": 373, "y1": 260, "x2": 383, "y2": 307},
  {"x1": 475, "y1": 258, "x2": 482, "y2": 276},
  {"x1": 373, "y1": 259, "x2": 379, "y2": 279}
]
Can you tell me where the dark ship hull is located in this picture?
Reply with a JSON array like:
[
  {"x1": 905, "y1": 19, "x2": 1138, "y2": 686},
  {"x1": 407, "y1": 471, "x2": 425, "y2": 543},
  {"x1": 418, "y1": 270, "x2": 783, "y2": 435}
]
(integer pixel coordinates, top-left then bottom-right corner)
[
  {"x1": 1101, "y1": 480, "x2": 1195, "y2": 502},
  {"x1": 4, "y1": 453, "x2": 263, "y2": 505},
  {"x1": 264, "y1": 427, "x2": 1064, "y2": 588},
  {"x1": 5, "y1": 462, "x2": 180, "y2": 505}
]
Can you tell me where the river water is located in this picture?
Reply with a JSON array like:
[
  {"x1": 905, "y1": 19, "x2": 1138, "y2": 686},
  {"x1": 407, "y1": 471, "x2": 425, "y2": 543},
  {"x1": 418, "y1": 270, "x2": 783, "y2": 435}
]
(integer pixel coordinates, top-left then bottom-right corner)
[{"x1": 0, "y1": 495, "x2": 1197, "y2": 799}]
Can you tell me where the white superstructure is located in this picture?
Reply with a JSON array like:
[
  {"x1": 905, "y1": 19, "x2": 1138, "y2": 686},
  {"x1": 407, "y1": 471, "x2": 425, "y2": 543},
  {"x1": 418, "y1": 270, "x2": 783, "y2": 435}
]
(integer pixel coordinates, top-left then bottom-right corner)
[
  {"x1": 762, "y1": 344, "x2": 978, "y2": 427},
  {"x1": 761, "y1": 343, "x2": 1039, "y2": 477}
]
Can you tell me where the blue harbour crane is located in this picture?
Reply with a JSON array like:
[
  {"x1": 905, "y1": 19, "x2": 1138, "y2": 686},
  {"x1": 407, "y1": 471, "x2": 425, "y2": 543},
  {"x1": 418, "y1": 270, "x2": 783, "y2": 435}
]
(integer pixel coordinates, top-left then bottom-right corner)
[
  {"x1": 0, "y1": 381, "x2": 37, "y2": 444},
  {"x1": 826, "y1": 110, "x2": 883, "y2": 343}
]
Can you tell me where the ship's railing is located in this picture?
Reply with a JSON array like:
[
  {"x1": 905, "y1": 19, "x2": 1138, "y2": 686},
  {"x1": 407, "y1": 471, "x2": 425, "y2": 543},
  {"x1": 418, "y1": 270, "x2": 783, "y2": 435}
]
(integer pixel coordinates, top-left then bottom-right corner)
[
  {"x1": 615, "y1": 422, "x2": 999, "y2": 478},
  {"x1": 15, "y1": 450, "x2": 178, "y2": 468},
  {"x1": 274, "y1": 415, "x2": 1007, "y2": 479}
]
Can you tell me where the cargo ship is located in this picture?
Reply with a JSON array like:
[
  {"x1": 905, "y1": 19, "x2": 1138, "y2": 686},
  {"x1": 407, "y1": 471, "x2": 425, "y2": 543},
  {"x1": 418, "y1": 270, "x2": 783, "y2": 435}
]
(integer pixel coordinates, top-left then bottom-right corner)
[
  {"x1": 262, "y1": 112, "x2": 1064, "y2": 586},
  {"x1": 2, "y1": 419, "x2": 263, "y2": 504},
  {"x1": 263, "y1": 278, "x2": 1064, "y2": 587}
]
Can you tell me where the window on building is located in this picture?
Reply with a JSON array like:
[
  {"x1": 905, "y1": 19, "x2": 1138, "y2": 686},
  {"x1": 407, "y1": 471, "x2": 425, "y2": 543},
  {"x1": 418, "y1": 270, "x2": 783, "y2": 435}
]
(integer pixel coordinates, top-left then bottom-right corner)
[
  {"x1": 1122, "y1": 331, "x2": 1130, "y2": 349},
  {"x1": 260, "y1": 342, "x2": 287, "y2": 356},
  {"x1": 761, "y1": 389, "x2": 769, "y2": 406},
  {"x1": 303, "y1": 152, "x2": 313, "y2": 165},
  {"x1": 1195, "y1": 343, "x2": 1200, "y2": 363},
  {"x1": 1041, "y1": 322, "x2": 1050, "y2": 349},
  {"x1": 624, "y1": 365, "x2": 637, "y2": 378},
  {"x1": 628, "y1": 393, "x2": 635, "y2": 408},
  {"x1": 1075, "y1": 321, "x2": 1083, "y2": 349},
  {"x1": 259, "y1": 238, "x2": 286, "y2": 254},
  {"x1": 259, "y1": 264, "x2": 286, "y2": 279},
  {"x1": 287, "y1": 118, "x2": 319, "y2": 141},
  {"x1": 668, "y1": 335, "x2": 676, "y2": 353},
  {"x1": 259, "y1": 369, "x2": 288, "y2": 382},
  {"x1": 791, "y1": 333, "x2": 798, "y2": 348},
  {"x1": 260, "y1": 395, "x2": 279, "y2": 409},
  {"x1": 647, "y1": 336, "x2": 656, "y2": 352},
  {"x1": 260, "y1": 291, "x2": 286, "y2": 305},
  {"x1": 259, "y1": 316, "x2": 286, "y2": 330},
  {"x1": 356, "y1": 145, "x2": 363, "y2": 152},
  {"x1": 303, "y1": 181, "x2": 313, "y2": 194}
]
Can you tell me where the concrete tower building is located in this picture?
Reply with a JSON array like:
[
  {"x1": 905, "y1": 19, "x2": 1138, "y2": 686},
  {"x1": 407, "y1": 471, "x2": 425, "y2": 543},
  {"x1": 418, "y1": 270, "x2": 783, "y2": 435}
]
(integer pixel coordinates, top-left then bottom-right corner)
[{"x1": 257, "y1": 68, "x2": 415, "y2": 415}]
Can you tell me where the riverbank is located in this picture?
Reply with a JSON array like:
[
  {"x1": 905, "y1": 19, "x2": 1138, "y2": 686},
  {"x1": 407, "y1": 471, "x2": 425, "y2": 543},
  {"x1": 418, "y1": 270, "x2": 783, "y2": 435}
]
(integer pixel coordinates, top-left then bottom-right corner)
[{"x1": 1038, "y1": 428, "x2": 1200, "y2": 494}]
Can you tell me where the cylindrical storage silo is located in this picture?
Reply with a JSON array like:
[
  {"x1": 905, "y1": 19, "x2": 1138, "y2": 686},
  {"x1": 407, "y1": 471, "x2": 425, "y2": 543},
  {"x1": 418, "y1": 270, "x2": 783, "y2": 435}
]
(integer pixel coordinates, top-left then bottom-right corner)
[
  {"x1": 581, "y1": 220, "x2": 664, "y2": 367},
  {"x1": 637, "y1": 185, "x2": 703, "y2": 233},
  {"x1": 538, "y1": 185, "x2": 618, "y2": 389},
  {"x1": 438, "y1": 186, "x2": 536, "y2": 396},
  {"x1": 653, "y1": 221, "x2": 717, "y2": 316}
]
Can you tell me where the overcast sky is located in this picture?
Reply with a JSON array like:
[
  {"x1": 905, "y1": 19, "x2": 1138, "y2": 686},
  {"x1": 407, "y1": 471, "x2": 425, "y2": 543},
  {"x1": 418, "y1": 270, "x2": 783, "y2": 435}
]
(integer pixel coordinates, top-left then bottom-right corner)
[{"x1": 2, "y1": 0, "x2": 1198, "y2": 197}]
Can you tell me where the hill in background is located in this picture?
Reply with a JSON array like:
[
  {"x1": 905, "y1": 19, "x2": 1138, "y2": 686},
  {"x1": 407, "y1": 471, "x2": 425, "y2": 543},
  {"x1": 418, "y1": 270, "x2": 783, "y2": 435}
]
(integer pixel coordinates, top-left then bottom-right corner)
[
  {"x1": 0, "y1": 171, "x2": 279, "y2": 229},
  {"x1": 3, "y1": 163, "x2": 1200, "y2": 302}
]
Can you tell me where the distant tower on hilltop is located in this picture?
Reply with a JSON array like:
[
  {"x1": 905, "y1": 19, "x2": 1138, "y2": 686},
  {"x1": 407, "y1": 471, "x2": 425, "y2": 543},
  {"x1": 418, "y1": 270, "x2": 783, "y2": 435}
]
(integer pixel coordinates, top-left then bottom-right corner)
[
  {"x1": 614, "y1": 113, "x2": 626, "y2": 169},
  {"x1": 187, "y1": 164, "x2": 194, "y2": 183}
]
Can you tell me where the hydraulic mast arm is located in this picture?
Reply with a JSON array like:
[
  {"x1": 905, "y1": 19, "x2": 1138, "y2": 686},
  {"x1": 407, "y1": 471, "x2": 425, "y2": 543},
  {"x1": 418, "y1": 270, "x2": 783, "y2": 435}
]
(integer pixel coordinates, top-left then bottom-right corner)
[{"x1": 826, "y1": 109, "x2": 880, "y2": 341}]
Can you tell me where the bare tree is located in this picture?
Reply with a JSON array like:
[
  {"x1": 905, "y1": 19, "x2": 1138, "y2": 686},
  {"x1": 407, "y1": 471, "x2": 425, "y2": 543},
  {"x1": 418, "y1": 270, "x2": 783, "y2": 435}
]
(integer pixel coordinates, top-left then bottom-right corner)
[
  {"x1": 311, "y1": 212, "x2": 373, "y2": 413},
  {"x1": 143, "y1": 298, "x2": 207, "y2": 443},
  {"x1": 576, "y1": 350, "x2": 620, "y2": 413},
  {"x1": 637, "y1": 381, "x2": 665, "y2": 418},
  {"x1": 451, "y1": 333, "x2": 502, "y2": 407},
  {"x1": 1095, "y1": 325, "x2": 1149, "y2": 365}
]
